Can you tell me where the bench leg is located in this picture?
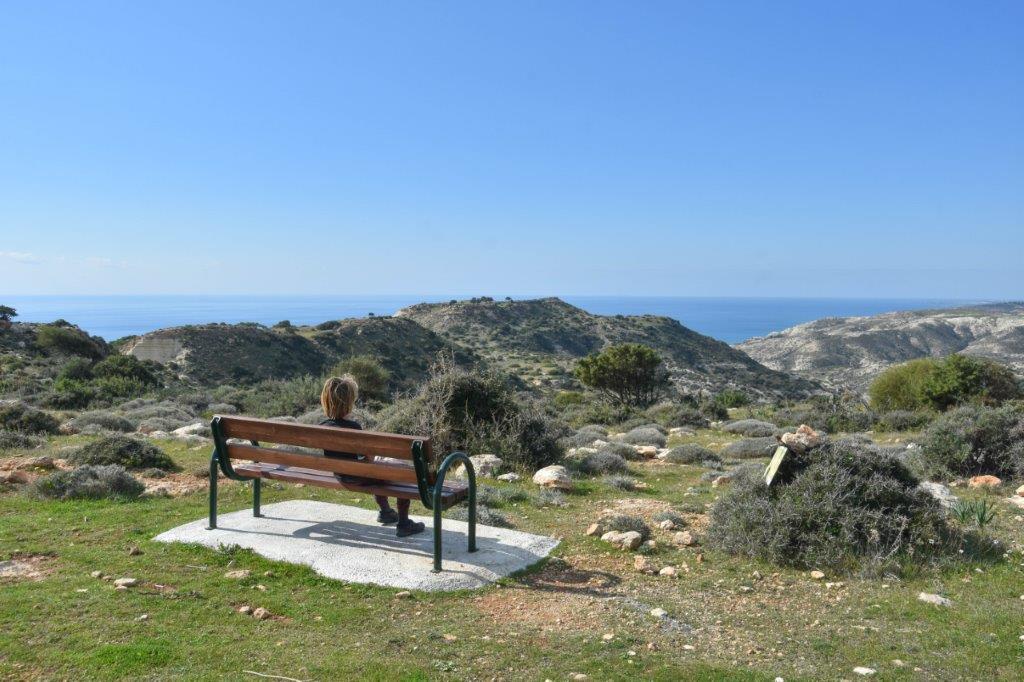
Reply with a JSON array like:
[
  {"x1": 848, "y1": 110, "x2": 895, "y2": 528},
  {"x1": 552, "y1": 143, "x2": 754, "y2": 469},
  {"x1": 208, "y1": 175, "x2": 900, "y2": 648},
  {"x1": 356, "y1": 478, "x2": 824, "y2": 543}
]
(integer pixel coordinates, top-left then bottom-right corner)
[
  {"x1": 252, "y1": 478, "x2": 262, "y2": 517},
  {"x1": 207, "y1": 455, "x2": 218, "y2": 530},
  {"x1": 468, "y1": 486, "x2": 477, "y2": 553},
  {"x1": 432, "y1": 504, "x2": 443, "y2": 573}
]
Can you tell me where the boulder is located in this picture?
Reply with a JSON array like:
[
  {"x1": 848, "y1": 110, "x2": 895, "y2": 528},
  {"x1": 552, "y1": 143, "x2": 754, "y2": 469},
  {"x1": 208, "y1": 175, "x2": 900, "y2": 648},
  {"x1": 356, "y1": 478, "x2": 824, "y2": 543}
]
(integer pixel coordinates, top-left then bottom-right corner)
[
  {"x1": 1016, "y1": 484, "x2": 1024, "y2": 496},
  {"x1": 919, "y1": 481, "x2": 958, "y2": 508},
  {"x1": 968, "y1": 475, "x2": 1002, "y2": 489},
  {"x1": 455, "y1": 454, "x2": 503, "y2": 479},
  {"x1": 172, "y1": 422, "x2": 208, "y2": 437},
  {"x1": 917, "y1": 592, "x2": 952, "y2": 607},
  {"x1": 634, "y1": 445, "x2": 659, "y2": 459},
  {"x1": 533, "y1": 465, "x2": 572, "y2": 490},
  {"x1": 1005, "y1": 496, "x2": 1024, "y2": 509},
  {"x1": 0, "y1": 471, "x2": 29, "y2": 485},
  {"x1": 779, "y1": 424, "x2": 822, "y2": 453},
  {"x1": 18, "y1": 456, "x2": 55, "y2": 470},
  {"x1": 721, "y1": 419, "x2": 777, "y2": 437},
  {"x1": 496, "y1": 472, "x2": 521, "y2": 483},
  {"x1": 600, "y1": 530, "x2": 643, "y2": 551},
  {"x1": 673, "y1": 531, "x2": 698, "y2": 547}
]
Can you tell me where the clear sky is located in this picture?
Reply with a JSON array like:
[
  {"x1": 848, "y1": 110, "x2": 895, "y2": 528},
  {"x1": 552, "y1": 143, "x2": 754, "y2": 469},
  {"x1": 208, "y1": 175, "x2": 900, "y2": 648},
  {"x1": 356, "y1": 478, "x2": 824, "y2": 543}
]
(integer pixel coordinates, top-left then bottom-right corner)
[{"x1": 1, "y1": 1, "x2": 1021, "y2": 298}]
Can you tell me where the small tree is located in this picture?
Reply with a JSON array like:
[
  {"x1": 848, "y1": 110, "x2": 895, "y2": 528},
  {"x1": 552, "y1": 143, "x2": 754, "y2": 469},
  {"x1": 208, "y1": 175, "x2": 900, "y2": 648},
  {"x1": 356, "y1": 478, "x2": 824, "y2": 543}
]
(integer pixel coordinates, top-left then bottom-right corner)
[
  {"x1": 0, "y1": 305, "x2": 16, "y2": 322},
  {"x1": 331, "y1": 355, "x2": 391, "y2": 402},
  {"x1": 574, "y1": 343, "x2": 668, "y2": 407}
]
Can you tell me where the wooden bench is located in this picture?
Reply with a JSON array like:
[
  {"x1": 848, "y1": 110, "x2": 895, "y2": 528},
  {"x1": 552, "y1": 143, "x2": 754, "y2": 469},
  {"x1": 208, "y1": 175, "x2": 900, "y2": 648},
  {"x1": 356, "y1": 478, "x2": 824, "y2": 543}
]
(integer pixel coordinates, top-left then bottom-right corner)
[{"x1": 206, "y1": 415, "x2": 477, "y2": 572}]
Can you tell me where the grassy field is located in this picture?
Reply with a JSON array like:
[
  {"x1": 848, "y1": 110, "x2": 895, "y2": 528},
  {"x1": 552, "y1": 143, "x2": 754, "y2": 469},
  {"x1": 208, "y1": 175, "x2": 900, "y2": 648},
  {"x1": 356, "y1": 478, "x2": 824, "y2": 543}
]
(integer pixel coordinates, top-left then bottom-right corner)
[{"x1": 2, "y1": 430, "x2": 1023, "y2": 681}]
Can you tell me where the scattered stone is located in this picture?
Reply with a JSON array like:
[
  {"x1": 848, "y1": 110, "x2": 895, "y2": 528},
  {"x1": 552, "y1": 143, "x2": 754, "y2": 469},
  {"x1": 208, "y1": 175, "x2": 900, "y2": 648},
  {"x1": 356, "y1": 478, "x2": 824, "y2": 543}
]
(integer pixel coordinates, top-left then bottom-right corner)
[
  {"x1": 852, "y1": 667, "x2": 876, "y2": 676},
  {"x1": 659, "y1": 566, "x2": 678, "y2": 578},
  {"x1": 738, "y1": 585, "x2": 753, "y2": 593},
  {"x1": 1006, "y1": 496, "x2": 1024, "y2": 509},
  {"x1": 18, "y1": 456, "x2": 55, "y2": 470},
  {"x1": 969, "y1": 475, "x2": 1002, "y2": 489},
  {"x1": 0, "y1": 471, "x2": 30, "y2": 485},
  {"x1": 252, "y1": 607, "x2": 272, "y2": 621},
  {"x1": 634, "y1": 556, "x2": 656, "y2": 574},
  {"x1": 570, "y1": 674, "x2": 589, "y2": 681},
  {"x1": 455, "y1": 454, "x2": 503, "y2": 479},
  {"x1": 657, "y1": 519, "x2": 677, "y2": 531},
  {"x1": 1016, "y1": 484, "x2": 1024, "y2": 496},
  {"x1": 919, "y1": 481, "x2": 958, "y2": 508},
  {"x1": 224, "y1": 569, "x2": 252, "y2": 579},
  {"x1": 918, "y1": 592, "x2": 952, "y2": 607},
  {"x1": 113, "y1": 577, "x2": 138, "y2": 589},
  {"x1": 532, "y1": 465, "x2": 572, "y2": 490},
  {"x1": 496, "y1": 472, "x2": 521, "y2": 483},
  {"x1": 135, "y1": 614, "x2": 149, "y2": 621},
  {"x1": 172, "y1": 422, "x2": 208, "y2": 438},
  {"x1": 601, "y1": 530, "x2": 643, "y2": 551},
  {"x1": 601, "y1": 633, "x2": 615, "y2": 641},
  {"x1": 650, "y1": 607, "x2": 668, "y2": 618},
  {"x1": 394, "y1": 590, "x2": 413, "y2": 599},
  {"x1": 711, "y1": 473, "x2": 733, "y2": 488},
  {"x1": 237, "y1": 605, "x2": 253, "y2": 615},
  {"x1": 90, "y1": 570, "x2": 103, "y2": 579},
  {"x1": 585, "y1": 523, "x2": 603, "y2": 537},
  {"x1": 673, "y1": 531, "x2": 698, "y2": 547},
  {"x1": 891, "y1": 660, "x2": 906, "y2": 667},
  {"x1": 634, "y1": 445, "x2": 659, "y2": 459},
  {"x1": 127, "y1": 546, "x2": 143, "y2": 556},
  {"x1": 779, "y1": 425, "x2": 821, "y2": 453},
  {"x1": 810, "y1": 570, "x2": 825, "y2": 580},
  {"x1": 825, "y1": 582, "x2": 844, "y2": 589}
]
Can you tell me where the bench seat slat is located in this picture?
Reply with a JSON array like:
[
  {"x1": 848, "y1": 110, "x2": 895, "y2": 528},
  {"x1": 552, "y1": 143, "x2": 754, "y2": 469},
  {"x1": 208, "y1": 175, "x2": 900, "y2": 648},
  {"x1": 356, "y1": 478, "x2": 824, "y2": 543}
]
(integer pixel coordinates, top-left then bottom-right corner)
[
  {"x1": 226, "y1": 443, "x2": 421, "y2": 484},
  {"x1": 232, "y1": 462, "x2": 468, "y2": 509},
  {"x1": 218, "y1": 415, "x2": 427, "y2": 461}
]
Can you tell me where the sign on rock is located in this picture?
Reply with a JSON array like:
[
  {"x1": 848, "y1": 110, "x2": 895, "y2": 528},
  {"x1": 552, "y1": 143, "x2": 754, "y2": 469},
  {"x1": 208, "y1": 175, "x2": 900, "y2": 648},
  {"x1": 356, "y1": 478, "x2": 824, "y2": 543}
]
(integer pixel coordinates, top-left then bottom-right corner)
[{"x1": 764, "y1": 445, "x2": 789, "y2": 486}]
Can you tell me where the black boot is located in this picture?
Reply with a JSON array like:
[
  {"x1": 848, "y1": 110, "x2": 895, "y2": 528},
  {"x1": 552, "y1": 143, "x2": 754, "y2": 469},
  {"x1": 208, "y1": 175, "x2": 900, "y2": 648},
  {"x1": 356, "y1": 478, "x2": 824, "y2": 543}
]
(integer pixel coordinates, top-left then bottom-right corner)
[
  {"x1": 396, "y1": 520, "x2": 425, "y2": 537},
  {"x1": 377, "y1": 508, "x2": 399, "y2": 525}
]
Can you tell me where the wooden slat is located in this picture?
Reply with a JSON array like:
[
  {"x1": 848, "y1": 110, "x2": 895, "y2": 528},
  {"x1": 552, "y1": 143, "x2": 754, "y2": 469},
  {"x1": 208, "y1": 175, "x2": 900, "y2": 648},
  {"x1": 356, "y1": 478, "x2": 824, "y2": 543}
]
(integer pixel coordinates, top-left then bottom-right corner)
[
  {"x1": 226, "y1": 444, "x2": 419, "y2": 484},
  {"x1": 233, "y1": 463, "x2": 468, "y2": 506},
  {"x1": 217, "y1": 415, "x2": 429, "y2": 461}
]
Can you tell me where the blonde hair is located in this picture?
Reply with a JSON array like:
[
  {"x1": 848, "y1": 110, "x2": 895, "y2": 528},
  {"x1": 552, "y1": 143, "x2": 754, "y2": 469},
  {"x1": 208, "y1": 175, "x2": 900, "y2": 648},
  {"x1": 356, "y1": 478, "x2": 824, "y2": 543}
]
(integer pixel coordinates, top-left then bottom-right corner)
[{"x1": 321, "y1": 375, "x2": 359, "y2": 420}]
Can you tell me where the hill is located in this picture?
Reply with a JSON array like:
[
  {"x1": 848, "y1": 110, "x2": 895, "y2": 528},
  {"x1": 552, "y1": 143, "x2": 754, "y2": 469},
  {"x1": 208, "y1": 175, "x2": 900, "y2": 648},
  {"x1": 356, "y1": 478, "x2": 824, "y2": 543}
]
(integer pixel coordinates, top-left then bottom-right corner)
[
  {"x1": 397, "y1": 297, "x2": 819, "y2": 398},
  {"x1": 736, "y1": 302, "x2": 1024, "y2": 391}
]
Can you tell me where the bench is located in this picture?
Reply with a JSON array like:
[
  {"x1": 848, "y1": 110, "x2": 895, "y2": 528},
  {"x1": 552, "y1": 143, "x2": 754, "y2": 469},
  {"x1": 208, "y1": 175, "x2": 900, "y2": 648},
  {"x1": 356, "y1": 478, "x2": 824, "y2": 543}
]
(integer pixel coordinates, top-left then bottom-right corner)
[{"x1": 206, "y1": 415, "x2": 477, "y2": 572}]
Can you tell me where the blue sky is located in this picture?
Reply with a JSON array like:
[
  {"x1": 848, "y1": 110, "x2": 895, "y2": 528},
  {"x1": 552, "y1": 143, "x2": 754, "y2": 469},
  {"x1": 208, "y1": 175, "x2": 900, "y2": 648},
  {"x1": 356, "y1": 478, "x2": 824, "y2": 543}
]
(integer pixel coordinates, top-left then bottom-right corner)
[{"x1": 1, "y1": 1, "x2": 1021, "y2": 297}]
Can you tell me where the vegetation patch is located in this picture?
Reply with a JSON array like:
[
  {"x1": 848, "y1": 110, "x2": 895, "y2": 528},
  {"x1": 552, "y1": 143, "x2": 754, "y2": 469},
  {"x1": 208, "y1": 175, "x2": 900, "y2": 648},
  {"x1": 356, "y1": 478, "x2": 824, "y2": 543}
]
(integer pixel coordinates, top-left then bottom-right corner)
[
  {"x1": 67, "y1": 435, "x2": 180, "y2": 471},
  {"x1": 916, "y1": 405, "x2": 1024, "y2": 479},
  {"x1": 663, "y1": 443, "x2": 719, "y2": 465},
  {"x1": 31, "y1": 464, "x2": 145, "y2": 500},
  {"x1": 0, "y1": 401, "x2": 60, "y2": 434}
]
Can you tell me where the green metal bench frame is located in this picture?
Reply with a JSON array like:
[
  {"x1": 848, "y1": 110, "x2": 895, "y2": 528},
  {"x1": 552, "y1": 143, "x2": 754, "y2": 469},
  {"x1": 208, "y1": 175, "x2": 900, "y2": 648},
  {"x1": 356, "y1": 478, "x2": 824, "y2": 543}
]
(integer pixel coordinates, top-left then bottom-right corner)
[{"x1": 206, "y1": 415, "x2": 477, "y2": 572}]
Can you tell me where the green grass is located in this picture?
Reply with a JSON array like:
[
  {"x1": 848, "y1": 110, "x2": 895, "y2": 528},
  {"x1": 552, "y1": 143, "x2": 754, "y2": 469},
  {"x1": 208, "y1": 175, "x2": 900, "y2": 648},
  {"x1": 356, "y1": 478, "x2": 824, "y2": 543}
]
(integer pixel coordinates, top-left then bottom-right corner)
[{"x1": 2, "y1": 432, "x2": 1023, "y2": 680}]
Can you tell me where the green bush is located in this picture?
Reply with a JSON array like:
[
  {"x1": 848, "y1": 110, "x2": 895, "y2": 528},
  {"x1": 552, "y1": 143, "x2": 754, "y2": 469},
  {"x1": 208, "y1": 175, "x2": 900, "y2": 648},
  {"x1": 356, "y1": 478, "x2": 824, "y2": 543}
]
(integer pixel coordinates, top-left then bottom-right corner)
[
  {"x1": 0, "y1": 401, "x2": 60, "y2": 434},
  {"x1": 68, "y1": 435, "x2": 179, "y2": 471},
  {"x1": 0, "y1": 430, "x2": 46, "y2": 451},
  {"x1": 714, "y1": 389, "x2": 751, "y2": 409},
  {"x1": 70, "y1": 411, "x2": 135, "y2": 433},
  {"x1": 574, "y1": 343, "x2": 668, "y2": 407},
  {"x1": 236, "y1": 376, "x2": 323, "y2": 417},
  {"x1": 578, "y1": 450, "x2": 629, "y2": 475},
  {"x1": 603, "y1": 474, "x2": 639, "y2": 490},
  {"x1": 620, "y1": 426, "x2": 666, "y2": 447},
  {"x1": 708, "y1": 443, "x2": 957, "y2": 574},
  {"x1": 331, "y1": 355, "x2": 391, "y2": 402},
  {"x1": 44, "y1": 378, "x2": 97, "y2": 409},
  {"x1": 875, "y1": 410, "x2": 934, "y2": 432},
  {"x1": 92, "y1": 354, "x2": 159, "y2": 386},
  {"x1": 663, "y1": 443, "x2": 719, "y2": 465},
  {"x1": 532, "y1": 488, "x2": 568, "y2": 507},
  {"x1": 35, "y1": 324, "x2": 104, "y2": 359},
  {"x1": 916, "y1": 405, "x2": 1024, "y2": 479},
  {"x1": 58, "y1": 358, "x2": 95, "y2": 382},
  {"x1": 652, "y1": 510, "x2": 687, "y2": 528},
  {"x1": 644, "y1": 402, "x2": 707, "y2": 429},
  {"x1": 870, "y1": 355, "x2": 1021, "y2": 412},
  {"x1": 31, "y1": 464, "x2": 145, "y2": 500}
]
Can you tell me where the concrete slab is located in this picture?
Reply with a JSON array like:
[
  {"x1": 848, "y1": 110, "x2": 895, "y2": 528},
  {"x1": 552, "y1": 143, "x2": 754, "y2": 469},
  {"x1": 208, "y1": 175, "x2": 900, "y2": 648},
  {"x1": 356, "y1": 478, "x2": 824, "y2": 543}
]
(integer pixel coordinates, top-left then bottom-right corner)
[{"x1": 153, "y1": 500, "x2": 559, "y2": 591}]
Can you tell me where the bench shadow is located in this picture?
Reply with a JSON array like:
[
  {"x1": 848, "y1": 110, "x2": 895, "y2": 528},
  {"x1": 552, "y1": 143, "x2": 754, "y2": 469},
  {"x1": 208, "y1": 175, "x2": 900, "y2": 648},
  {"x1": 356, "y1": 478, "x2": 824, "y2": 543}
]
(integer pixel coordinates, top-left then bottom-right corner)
[{"x1": 211, "y1": 513, "x2": 553, "y2": 573}]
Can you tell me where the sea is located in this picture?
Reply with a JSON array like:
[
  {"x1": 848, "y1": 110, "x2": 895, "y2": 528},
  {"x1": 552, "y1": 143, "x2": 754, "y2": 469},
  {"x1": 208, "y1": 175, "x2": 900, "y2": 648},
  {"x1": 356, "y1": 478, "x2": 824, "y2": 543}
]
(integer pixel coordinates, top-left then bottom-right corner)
[{"x1": 3, "y1": 295, "x2": 982, "y2": 344}]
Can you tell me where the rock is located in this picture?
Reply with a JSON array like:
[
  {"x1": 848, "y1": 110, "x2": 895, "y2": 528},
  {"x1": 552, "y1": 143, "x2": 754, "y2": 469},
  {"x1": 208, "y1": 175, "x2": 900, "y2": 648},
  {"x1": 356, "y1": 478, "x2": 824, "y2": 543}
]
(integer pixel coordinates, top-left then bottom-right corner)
[
  {"x1": 18, "y1": 456, "x2": 55, "y2": 470},
  {"x1": 720, "y1": 437, "x2": 777, "y2": 459},
  {"x1": 809, "y1": 570, "x2": 825, "y2": 580},
  {"x1": 634, "y1": 445, "x2": 659, "y2": 459},
  {"x1": 600, "y1": 530, "x2": 642, "y2": 551},
  {"x1": 917, "y1": 592, "x2": 952, "y2": 607},
  {"x1": 533, "y1": 465, "x2": 572, "y2": 490},
  {"x1": 224, "y1": 569, "x2": 252, "y2": 579},
  {"x1": 252, "y1": 607, "x2": 272, "y2": 621},
  {"x1": 722, "y1": 419, "x2": 777, "y2": 437},
  {"x1": 236, "y1": 605, "x2": 253, "y2": 615},
  {"x1": 634, "y1": 556, "x2": 656, "y2": 574},
  {"x1": 649, "y1": 607, "x2": 668, "y2": 618},
  {"x1": 673, "y1": 531, "x2": 698, "y2": 547},
  {"x1": 127, "y1": 546, "x2": 143, "y2": 556},
  {"x1": 394, "y1": 591, "x2": 412, "y2": 599},
  {"x1": 496, "y1": 472, "x2": 521, "y2": 483},
  {"x1": 669, "y1": 427, "x2": 695, "y2": 437},
  {"x1": 585, "y1": 523, "x2": 603, "y2": 537},
  {"x1": 658, "y1": 566, "x2": 678, "y2": 578},
  {"x1": 1016, "y1": 484, "x2": 1024, "y2": 496},
  {"x1": 0, "y1": 471, "x2": 29, "y2": 485},
  {"x1": 919, "y1": 481, "x2": 958, "y2": 508},
  {"x1": 90, "y1": 570, "x2": 104, "y2": 579},
  {"x1": 853, "y1": 667, "x2": 876, "y2": 676},
  {"x1": 969, "y1": 475, "x2": 1002, "y2": 489},
  {"x1": 1006, "y1": 496, "x2": 1024, "y2": 509},
  {"x1": 711, "y1": 474, "x2": 733, "y2": 488},
  {"x1": 570, "y1": 674, "x2": 589, "y2": 681},
  {"x1": 779, "y1": 425, "x2": 821, "y2": 453},
  {"x1": 657, "y1": 519, "x2": 677, "y2": 531},
  {"x1": 113, "y1": 577, "x2": 138, "y2": 588},
  {"x1": 455, "y1": 454, "x2": 503, "y2": 479},
  {"x1": 135, "y1": 613, "x2": 149, "y2": 621},
  {"x1": 172, "y1": 422, "x2": 208, "y2": 437}
]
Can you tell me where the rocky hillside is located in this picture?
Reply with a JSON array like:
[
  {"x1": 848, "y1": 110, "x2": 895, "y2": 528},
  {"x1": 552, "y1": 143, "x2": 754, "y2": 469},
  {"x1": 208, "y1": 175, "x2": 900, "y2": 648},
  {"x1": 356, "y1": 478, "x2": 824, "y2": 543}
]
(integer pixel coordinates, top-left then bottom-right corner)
[
  {"x1": 397, "y1": 297, "x2": 819, "y2": 398},
  {"x1": 737, "y1": 302, "x2": 1024, "y2": 391}
]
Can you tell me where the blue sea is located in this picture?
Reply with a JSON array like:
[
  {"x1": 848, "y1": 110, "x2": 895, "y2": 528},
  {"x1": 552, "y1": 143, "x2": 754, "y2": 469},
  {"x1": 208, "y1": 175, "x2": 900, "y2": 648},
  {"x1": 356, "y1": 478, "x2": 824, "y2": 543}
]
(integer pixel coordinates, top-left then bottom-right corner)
[{"x1": 3, "y1": 295, "x2": 982, "y2": 344}]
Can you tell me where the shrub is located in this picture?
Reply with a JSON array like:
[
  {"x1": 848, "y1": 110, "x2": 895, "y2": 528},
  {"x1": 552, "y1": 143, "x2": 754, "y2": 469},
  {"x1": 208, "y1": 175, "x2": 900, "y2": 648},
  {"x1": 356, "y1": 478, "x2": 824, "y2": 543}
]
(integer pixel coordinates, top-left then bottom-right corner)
[
  {"x1": 721, "y1": 419, "x2": 776, "y2": 437},
  {"x1": 876, "y1": 410, "x2": 934, "y2": 432},
  {"x1": 574, "y1": 343, "x2": 669, "y2": 407},
  {"x1": 620, "y1": 426, "x2": 667, "y2": 447},
  {"x1": 561, "y1": 425, "x2": 608, "y2": 449},
  {"x1": 36, "y1": 324, "x2": 104, "y2": 358},
  {"x1": 45, "y1": 378, "x2": 96, "y2": 409},
  {"x1": 663, "y1": 443, "x2": 719, "y2": 465},
  {"x1": 92, "y1": 354, "x2": 159, "y2": 385},
  {"x1": 70, "y1": 411, "x2": 135, "y2": 433},
  {"x1": 720, "y1": 437, "x2": 778, "y2": 460},
  {"x1": 31, "y1": 464, "x2": 145, "y2": 500},
  {"x1": 448, "y1": 505, "x2": 512, "y2": 528},
  {"x1": 68, "y1": 435, "x2": 180, "y2": 471},
  {"x1": 603, "y1": 474, "x2": 639, "y2": 490},
  {"x1": 0, "y1": 401, "x2": 60, "y2": 434},
  {"x1": 331, "y1": 355, "x2": 391, "y2": 402},
  {"x1": 603, "y1": 514, "x2": 651, "y2": 542},
  {"x1": 708, "y1": 443, "x2": 956, "y2": 574},
  {"x1": 532, "y1": 488, "x2": 568, "y2": 507},
  {"x1": 237, "y1": 376, "x2": 323, "y2": 418},
  {"x1": 644, "y1": 402, "x2": 707, "y2": 429},
  {"x1": 916, "y1": 405, "x2": 1024, "y2": 479},
  {"x1": 58, "y1": 357, "x2": 95, "y2": 382},
  {"x1": 476, "y1": 484, "x2": 529, "y2": 507},
  {"x1": 714, "y1": 389, "x2": 750, "y2": 409},
  {"x1": 870, "y1": 355, "x2": 1021, "y2": 412},
  {"x1": 652, "y1": 510, "x2": 687, "y2": 528},
  {"x1": 0, "y1": 430, "x2": 46, "y2": 451},
  {"x1": 578, "y1": 450, "x2": 629, "y2": 475}
]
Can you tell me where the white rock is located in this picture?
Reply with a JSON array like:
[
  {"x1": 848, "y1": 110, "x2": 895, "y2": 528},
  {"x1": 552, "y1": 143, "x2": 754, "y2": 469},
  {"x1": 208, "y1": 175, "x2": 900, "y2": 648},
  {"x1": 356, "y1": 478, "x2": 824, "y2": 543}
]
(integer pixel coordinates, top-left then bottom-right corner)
[
  {"x1": 224, "y1": 569, "x2": 251, "y2": 579},
  {"x1": 809, "y1": 570, "x2": 825, "y2": 580},
  {"x1": 172, "y1": 422, "x2": 207, "y2": 437},
  {"x1": 455, "y1": 454, "x2": 503, "y2": 479},
  {"x1": 659, "y1": 566, "x2": 678, "y2": 578},
  {"x1": 649, "y1": 607, "x2": 668, "y2": 618},
  {"x1": 113, "y1": 577, "x2": 139, "y2": 588},
  {"x1": 496, "y1": 472, "x2": 521, "y2": 483},
  {"x1": 1016, "y1": 484, "x2": 1024, "y2": 496},
  {"x1": 634, "y1": 445, "x2": 658, "y2": 459},
  {"x1": 917, "y1": 592, "x2": 952, "y2": 607},
  {"x1": 1006, "y1": 496, "x2": 1024, "y2": 510},
  {"x1": 852, "y1": 667, "x2": 876, "y2": 676},
  {"x1": 673, "y1": 531, "x2": 697, "y2": 547},
  {"x1": 532, "y1": 465, "x2": 572, "y2": 490},
  {"x1": 919, "y1": 481, "x2": 958, "y2": 508}
]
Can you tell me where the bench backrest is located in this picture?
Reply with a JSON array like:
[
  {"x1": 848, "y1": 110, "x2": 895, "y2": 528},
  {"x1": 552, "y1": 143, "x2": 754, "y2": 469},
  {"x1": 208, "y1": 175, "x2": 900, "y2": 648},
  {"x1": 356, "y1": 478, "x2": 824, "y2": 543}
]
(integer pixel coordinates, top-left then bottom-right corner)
[{"x1": 211, "y1": 415, "x2": 433, "y2": 486}]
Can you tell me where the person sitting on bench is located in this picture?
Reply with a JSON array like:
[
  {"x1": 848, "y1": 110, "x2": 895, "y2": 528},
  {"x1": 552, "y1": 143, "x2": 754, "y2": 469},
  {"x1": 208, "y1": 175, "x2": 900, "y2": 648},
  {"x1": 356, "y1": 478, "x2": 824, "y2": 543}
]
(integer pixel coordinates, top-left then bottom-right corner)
[{"x1": 319, "y1": 375, "x2": 426, "y2": 537}]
